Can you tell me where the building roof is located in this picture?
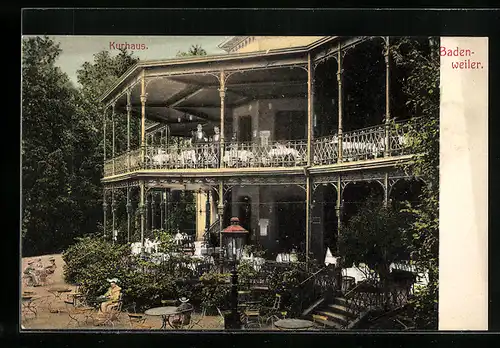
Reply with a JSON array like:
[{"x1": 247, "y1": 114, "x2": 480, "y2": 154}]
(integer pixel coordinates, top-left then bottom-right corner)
[
  {"x1": 217, "y1": 36, "x2": 250, "y2": 53},
  {"x1": 99, "y1": 36, "x2": 339, "y2": 105}
]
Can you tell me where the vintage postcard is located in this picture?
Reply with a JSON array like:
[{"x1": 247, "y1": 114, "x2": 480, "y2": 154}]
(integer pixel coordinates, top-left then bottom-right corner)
[{"x1": 20, "y1": 34, "x2": 488, "y2": 332}]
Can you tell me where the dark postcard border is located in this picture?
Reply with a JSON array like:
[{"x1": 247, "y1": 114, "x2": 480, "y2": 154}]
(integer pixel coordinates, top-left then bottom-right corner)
[
  {"x1": 21, "y1": 8, "x2": 498, "y2": 36},
  {"x1": 9, "y1": 7, "x2": 500, "y2": 348}
]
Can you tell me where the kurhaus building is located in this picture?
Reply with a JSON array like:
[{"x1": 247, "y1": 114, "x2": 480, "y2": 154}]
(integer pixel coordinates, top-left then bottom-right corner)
[{"x1": 99, "y1": 36, "x2": 425, "y2": 263}]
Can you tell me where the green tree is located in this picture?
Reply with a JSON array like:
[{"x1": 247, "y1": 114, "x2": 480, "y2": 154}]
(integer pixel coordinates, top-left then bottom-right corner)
[
  {"x1": 339, "y1": 196, "x2": 410, "y2": 306},
  {"x1": 74, "y1": 49, "x2": 140, "y2": 237},
  {"x1": 391, "y1": 37, "x2": 439, "y2": 329},
  {"x1": 22, "y1": 36, "x2": 81, "y2": 256},
  {"x1": 22, "y1": 37, "x2": 140, "y2": 256},
  {"x1": 176, "y1": 44, "x2": 207, "y2": 57}
]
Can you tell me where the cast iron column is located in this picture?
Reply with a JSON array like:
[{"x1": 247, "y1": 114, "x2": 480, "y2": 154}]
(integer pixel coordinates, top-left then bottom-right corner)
[
  {"x1": 165, "y1": 189, "x2": 169, "y2": 231},
  {"x1": 126, "y1": 186, "x2": 132, "y2": 243},
  {"x1": 305, "y1": 53, "x2": 314, "y2": 267},
  {"x1": 140, "y1": 181, "x2": 145, "y2": 251},
  {"x1": 336, "y1": 177, "x2": 343, "y2": 293},
  {"x1": 111, "y1": 188, "x2": 116, "y2": 244},
  {"x1": 126, "y1": 90, "x2": 131, "y2": 170},
  {"x1": 145, "y1": 194, "x2": 150, "y2": 240},
  {"x1": 112, "y1": 103, "x2": 116, "y2": 175},
  {"x1": 160, "y1": 190, "x2": 164, "y2": 231},
  {"x1": 219, "y1": 70, "x2": 226, "y2": 169},
  {"x1": 139, "y1": 72, "x2": 147, "y2": 252},
  {"x1": 384, "y1": 37, "x2": 391, "y2": 157},
  {"x1": 151, "y1": 192, "x2": 156, "y2": 231},
  {"x1": 205, "y1": 189, "x2": 211, "y2": 245},
  {"x1": 337, "y1": 43, "x2": 344, "y2": 162},
  {"x1": 218, "y1": 184, "x2": 224, "y2": 271},
  {"x1": 140, "y1": 71, "x2": 147, "y2": 166},
  {"x1": 103, "y1": 191, "x2": 108, "y2": 239},
  {"x1": 103, "y1": 106, "x2": 107, "y2": 168},
  {"x1": 384, "y1": 172, "x2": 389, "y2": 207}
]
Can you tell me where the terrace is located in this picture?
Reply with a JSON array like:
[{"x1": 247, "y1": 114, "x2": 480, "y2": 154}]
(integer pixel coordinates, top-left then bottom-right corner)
[{"x1": 103, "y1": 118, "x2": 414, "y2": 177}]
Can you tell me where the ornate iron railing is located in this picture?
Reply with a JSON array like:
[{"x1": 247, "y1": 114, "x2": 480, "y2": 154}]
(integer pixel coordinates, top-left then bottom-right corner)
[
  {"x1": 144, "y1": 143, "x2": 219, "y2": 170},
  {"x1": 129, "y1": 148, "x2": 142, "y2": 171},
  {"x1": 341, "y1": 125, "x2": 386, "y2": 162},
  {"x1": 388, "y1": 118, "x2": 421, "y2": 156},
  {"x1": 341, "y1": 275, "x2": 414, "y2": 328},
  {"x1": 114, "y1": 151, "x2": 129, "y2": 175},
  {"x1": 102, "y1": 119, "x2": 418, "y2": 176},
  {"x1": 104, "y1": 161, "x2": 113, "y2": 177},
  {"x1": 297, "y1": 265, "x2": 339, "y2": 315},
  {"x1": 343, "y1": 281, "x2": 385, "y2": 318},
  {"x1": 205, "y1": 218, "x2": 221, "y2": 247},
  {"x1": 223, "y1": 139, "x2": 308, "y2": 168},
  {"x1": 311, "y1": 118, "x2": 418, "y2": 165},
  {"x1": 313, "y1": 135, "x2": 339, "y2": 165}
]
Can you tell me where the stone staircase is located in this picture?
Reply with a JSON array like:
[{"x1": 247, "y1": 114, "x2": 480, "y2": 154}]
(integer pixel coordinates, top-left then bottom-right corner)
[
  {"x1": 309, "y1": 297, "x2": 356, "y2": 329},
  {"x1": 306, "y1": 296, "x2": 372, "y2": 330}
]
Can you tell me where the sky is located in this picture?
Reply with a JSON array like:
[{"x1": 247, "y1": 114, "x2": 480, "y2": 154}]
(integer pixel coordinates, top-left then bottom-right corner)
[{"x1": 27, "y1": 36, "x2": 228, "y2": 86}]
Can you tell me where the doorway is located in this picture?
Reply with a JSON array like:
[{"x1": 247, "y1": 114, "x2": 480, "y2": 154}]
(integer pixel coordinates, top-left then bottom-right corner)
[
  {"x1": 238, "y1": 115, "x2": 252, "y2": 142},
  {"x1": 276, "y1": 196, "x2": 305, "y2": 253}
]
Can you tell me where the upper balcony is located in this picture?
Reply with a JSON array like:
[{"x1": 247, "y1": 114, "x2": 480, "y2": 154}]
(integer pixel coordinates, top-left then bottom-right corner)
[
  {"x1": 100, "y1": 36, "x2": 422, "y2": 183},
  {"x1": 103, "y1": 119, "x2": 415, "y2": 178}
]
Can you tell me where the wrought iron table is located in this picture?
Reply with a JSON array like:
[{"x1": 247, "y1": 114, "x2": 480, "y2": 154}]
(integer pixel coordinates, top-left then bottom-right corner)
[
  {"x1": 145, "y1": 306, "x2": 180, "y2": 329},
  {"x1": 47, "y1": 287, "x2": 72, "y2": 313},
  {"x1": 22, "y1": 295, "x2": 39, "y2": 318},
  {"x1": 273, "y1": 319, "x2": 315, "y2": 330}
]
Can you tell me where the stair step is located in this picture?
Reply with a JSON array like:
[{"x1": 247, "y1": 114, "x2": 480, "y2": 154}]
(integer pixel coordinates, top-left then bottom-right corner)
[
  {"x1": 302, "y1": 297, "x2": 325, "y2": 316},
  {"x1": 316, "y1": 311, "x2": 349, "y2": 325},
  {"x1": 311, "y1": 315, "x2": 343, "y2": 329},
  {"x1": 326, "y1": 304, "x2": 358, "y2": 318},
  {"x1": 334, "y1": 297, "x2": 347, "y2": 305},
  {"x1": 334, "y1": 297, "x2": 368, "y2": 310}
]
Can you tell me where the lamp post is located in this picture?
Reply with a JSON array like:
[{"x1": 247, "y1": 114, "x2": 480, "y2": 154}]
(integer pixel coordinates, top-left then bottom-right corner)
[{"x1": 221, "y1": 217, "x2": 249, "y2": 330}]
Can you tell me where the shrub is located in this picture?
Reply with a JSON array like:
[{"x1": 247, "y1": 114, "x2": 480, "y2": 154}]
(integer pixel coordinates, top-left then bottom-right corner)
[
  {"x1": 63, "y1": 235, "x2": 189, "y2": 311},
  {"x1": 199, "y1": 271, "x2": 231, "y2": 314},
  {"x1": 62, "y1": 235, "x2": 130, "y2": 288}
]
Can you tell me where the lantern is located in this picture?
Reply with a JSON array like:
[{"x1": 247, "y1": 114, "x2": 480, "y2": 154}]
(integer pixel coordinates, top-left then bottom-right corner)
[{"x1": 221, "y1": 217, "x2": 249, "y2": 262}]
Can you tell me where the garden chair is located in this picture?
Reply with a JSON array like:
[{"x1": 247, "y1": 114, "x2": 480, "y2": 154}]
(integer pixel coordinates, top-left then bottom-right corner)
[
  {"x1": 262, "y1": 294, "x2": 287, "y2": 327},
  {"x1": 126, "y1": 303, "x2": 153, "y2": 330},
  {"x1": 37, "y1": 269, "x2": 54, "y2": 287},
  {"x1": 241, "y1": 302, "x2": 262, "y2": 329},
  {"x1": 64, "y1": 300, "x2": 95, "y2": 327},
  {"x1": 98, "y1": 294, "x2": 124, "y2": 327},
  {"x1": 237, "y1": 290, "x2": 252, "y2": 312},
  {"x1": 22, "y1": 274, "x2": 35, "y2": 288},
  {"x1": 217, "y1": 307, "x2": 226, "y2": 328},
  {"x1": 168, "y1": 306, "x2": 194, "y2": 329},
  {"x1": 186, "y1": 306, "x2": 207, "y2": 329}
]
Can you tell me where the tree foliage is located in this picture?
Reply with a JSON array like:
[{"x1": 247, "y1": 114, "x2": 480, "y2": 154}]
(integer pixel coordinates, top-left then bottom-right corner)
[
  {"x1": 391, "y1": 37, "x2": 439, "y2": 329},
  {"x1": 22, "y1": 37, "x2": 80, "y2": 255},
  {"x1": 176, "y1": 44, "x2": 207, "y2": 57},
  {"x1": 339, "y1": 197, "x2": 410, "y2": 283},
  {"x1": 22, "y1": 37, "x2": 139, "y2": 256}
]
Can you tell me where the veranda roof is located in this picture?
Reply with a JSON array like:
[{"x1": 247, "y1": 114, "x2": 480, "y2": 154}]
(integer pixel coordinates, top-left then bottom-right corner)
[{"x1": 99, "y1": 37, "x2": 338, "y2": 137}]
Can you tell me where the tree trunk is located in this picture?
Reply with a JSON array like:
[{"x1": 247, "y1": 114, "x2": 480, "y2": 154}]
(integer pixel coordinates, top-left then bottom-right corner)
[{"x1": 377, "y1": 263, "x2": 391, "y2": 310}]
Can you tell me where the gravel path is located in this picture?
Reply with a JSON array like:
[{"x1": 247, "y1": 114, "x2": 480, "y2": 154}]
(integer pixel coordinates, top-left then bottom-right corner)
[{"x1": 21, "y1": 254, "x2": 222, "y2": 330}]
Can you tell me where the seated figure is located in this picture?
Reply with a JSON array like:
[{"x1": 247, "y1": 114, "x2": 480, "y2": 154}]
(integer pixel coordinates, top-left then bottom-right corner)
[
  {"x1": 170, "y1": 297, "x2": 193, "y2": 328},
  {"x1": 99, "y1": 278, "x2": 122, "y2": 313},
  {"x1": 23, "y1": 261, "x2": 40, "y2": 286}
]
